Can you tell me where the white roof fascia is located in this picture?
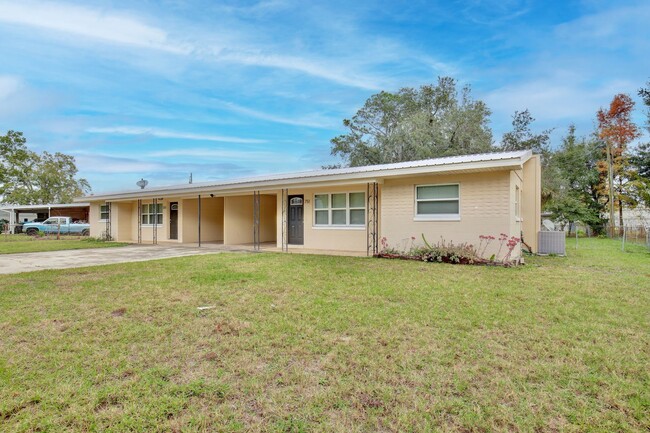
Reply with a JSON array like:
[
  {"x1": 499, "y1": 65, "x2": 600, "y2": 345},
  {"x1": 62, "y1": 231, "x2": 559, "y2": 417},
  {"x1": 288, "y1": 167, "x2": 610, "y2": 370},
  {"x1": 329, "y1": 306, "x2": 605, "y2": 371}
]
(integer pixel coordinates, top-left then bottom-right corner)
[
  {"x1": 80, "y1": 151, "x2": 532, "y2": 202},
  {"x1": 102, "y1": 179, "x2": 384, "y2": 202},
  {"x1": 0, "y1": 203, "x2": 90, "y2": 211}
]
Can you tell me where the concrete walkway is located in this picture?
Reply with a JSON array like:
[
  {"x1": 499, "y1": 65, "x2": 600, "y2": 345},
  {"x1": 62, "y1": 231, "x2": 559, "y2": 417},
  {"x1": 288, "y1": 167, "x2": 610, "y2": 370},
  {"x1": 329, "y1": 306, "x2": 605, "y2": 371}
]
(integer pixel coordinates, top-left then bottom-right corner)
[{"x1": 0, "y1": 244, "x2": 236, "y2": 275}]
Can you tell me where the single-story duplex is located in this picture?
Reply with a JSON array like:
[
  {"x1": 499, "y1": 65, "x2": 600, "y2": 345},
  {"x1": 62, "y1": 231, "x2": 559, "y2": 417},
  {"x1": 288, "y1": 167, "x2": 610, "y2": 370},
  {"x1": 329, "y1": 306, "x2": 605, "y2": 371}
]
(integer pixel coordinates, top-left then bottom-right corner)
[{"x1": 77, "y1": 150, "x2": 541, "y2": 259}]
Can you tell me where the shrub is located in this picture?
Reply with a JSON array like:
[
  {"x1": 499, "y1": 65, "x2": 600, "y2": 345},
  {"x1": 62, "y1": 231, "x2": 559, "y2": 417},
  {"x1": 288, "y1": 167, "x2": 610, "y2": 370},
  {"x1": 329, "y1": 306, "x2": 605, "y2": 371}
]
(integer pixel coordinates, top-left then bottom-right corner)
[{"x1": 416, "y1": 234, "x2": 480, "y2": 264}]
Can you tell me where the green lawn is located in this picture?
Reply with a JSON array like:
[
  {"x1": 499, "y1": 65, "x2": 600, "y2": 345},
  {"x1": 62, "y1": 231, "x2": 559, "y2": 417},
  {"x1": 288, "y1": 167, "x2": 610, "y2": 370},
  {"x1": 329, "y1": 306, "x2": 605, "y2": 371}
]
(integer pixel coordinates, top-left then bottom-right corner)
[
  {"x1": 0, "y1": 235, "x2": 127, "y2": 254},
  {"x1": 1, "y1": 238, "x2": 648, "y2": 432}
]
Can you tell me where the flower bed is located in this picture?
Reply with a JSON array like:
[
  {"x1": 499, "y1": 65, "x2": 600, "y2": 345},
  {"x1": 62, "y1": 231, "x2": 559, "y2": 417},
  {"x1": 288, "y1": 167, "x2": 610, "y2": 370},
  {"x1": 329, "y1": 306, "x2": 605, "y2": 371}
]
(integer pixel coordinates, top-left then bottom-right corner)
[{"x1": 377, "y1": 234, "x2": 522, "y2": 267}]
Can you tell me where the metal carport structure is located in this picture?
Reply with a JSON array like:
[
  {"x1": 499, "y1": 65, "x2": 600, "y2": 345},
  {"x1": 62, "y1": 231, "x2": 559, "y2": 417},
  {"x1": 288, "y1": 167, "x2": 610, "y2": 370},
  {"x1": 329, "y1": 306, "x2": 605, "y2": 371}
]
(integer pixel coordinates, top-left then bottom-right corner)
[{"x1": 0, "y1": 203, "x2": 90, "y2": 234}]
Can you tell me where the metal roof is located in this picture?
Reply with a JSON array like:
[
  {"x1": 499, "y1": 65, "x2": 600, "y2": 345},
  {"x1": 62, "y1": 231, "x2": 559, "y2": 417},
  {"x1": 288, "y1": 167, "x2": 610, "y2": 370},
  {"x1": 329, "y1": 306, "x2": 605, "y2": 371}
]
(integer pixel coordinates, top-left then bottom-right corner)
[{"x1": 78, "y1": 150, "x2": 533, "y2": 201}]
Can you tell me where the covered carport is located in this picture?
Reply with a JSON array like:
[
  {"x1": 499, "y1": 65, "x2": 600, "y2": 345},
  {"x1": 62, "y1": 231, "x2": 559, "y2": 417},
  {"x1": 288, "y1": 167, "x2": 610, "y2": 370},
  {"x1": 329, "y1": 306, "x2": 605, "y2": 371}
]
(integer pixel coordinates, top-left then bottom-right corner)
[{"x1": 1, "y1": 203, "x2": 90, "y2": 234}]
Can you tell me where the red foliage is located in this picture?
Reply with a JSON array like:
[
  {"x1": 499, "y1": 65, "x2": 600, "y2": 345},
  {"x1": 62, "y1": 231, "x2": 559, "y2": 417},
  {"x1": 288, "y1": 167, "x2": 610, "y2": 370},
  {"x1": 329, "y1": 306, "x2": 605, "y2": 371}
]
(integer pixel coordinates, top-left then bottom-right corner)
[{"x1": 597, "y1": 93, "x2": 639, "y2": 150}]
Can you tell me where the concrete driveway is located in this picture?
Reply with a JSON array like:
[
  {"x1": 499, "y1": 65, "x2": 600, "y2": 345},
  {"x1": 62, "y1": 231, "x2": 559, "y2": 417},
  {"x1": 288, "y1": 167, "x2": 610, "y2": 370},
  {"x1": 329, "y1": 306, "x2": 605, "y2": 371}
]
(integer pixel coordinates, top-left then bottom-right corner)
[{"x1": 0, "y1": 245, "x2": 228, "y2": 275}]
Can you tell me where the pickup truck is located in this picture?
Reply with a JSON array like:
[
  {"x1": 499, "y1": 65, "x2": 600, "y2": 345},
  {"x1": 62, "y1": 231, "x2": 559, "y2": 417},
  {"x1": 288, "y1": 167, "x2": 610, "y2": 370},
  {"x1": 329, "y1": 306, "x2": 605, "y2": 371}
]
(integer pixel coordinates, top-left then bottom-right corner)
[{"x1": 23, "y1": 217, "x2": 90, "y2": 236}]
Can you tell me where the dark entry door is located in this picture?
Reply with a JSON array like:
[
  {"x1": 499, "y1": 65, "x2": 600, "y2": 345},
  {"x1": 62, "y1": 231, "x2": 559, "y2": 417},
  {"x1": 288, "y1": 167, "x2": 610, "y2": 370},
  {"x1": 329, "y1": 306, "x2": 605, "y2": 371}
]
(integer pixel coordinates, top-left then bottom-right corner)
[
  {"x1": 288, "y1": 195, "x2": 304, "y2": 245},
  {"x1": 170, "y1": 202, "x2": 178, "y2": 240}
]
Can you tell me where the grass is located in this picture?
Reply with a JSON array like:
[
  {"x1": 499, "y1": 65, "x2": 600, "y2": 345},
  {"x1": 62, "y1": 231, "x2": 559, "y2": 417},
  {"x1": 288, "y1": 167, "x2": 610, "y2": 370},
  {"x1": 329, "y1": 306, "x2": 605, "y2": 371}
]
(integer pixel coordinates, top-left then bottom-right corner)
[
  {"x1": 0, "y1": 238, "x2": 648, "y2": 432},
  {"x1": 0, "y1": 234, "x2": 128, "y2": 254}
]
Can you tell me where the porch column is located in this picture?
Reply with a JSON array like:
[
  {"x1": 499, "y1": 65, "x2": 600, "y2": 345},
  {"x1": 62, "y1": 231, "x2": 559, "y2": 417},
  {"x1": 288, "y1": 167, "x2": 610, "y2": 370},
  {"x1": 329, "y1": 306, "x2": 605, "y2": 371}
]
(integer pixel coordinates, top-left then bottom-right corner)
[
  {"x1": 281, "y1": 189, "x2": 288, "y2": 252},
  {"x1": 152, "y1": 198, "x2": 158, "y2": 245},
  {"x1": 137, "y1": 199, "x2": 142, "y2": 244},
  {"x1": 253, "y1": 191, "x2": 260, "y2": 251},
  {"x1": 198, "y1": 194, "x2": 201, "y2": 247},
  {"x1": 105, "y1": 201, "x2": 111, "y2": 240},
  {"x1": 367, "y1": 182, "x2": 379, "y2": 256}
]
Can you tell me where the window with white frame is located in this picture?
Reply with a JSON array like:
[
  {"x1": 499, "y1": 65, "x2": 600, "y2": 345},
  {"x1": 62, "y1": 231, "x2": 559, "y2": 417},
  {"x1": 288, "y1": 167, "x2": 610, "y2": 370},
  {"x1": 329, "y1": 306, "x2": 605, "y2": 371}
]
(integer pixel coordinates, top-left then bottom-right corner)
[
  {"x1": 141, "y1": 203, "x2": 163, "y2": 225},
  {"x1": 314, "y1": 192, "x2": 365, "y2": 226},
  {"x1": 415, "y1": 184, "x2": 460, "y2": 220},
  {"x1": 100, "y1": 204, "x2": 110, "y2": 221},
  {"x1": 515, "y1": 186, "x2": 521, "y2": 219}
]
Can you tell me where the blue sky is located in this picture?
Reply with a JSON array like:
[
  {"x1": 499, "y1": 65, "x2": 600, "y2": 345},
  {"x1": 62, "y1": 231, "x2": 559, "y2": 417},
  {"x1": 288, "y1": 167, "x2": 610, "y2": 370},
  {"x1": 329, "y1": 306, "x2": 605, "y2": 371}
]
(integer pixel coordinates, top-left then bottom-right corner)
[{"x1": 1, "y1": 0, "x2": 648, "y2": 193}]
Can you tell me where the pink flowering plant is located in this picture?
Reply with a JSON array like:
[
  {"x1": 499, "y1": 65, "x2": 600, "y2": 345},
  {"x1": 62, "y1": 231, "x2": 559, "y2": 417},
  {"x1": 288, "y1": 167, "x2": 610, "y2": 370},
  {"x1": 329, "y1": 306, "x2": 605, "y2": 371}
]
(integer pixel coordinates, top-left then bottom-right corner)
[
  {"x1": 379, "y1": 236, "x2": 402, "y2": 256},
  {"x1": 478, "y1": 235, "x2": 496, "y2": 257},
  {"x1": 502, "y1": 235, "x2": 521, "y2": 262}
]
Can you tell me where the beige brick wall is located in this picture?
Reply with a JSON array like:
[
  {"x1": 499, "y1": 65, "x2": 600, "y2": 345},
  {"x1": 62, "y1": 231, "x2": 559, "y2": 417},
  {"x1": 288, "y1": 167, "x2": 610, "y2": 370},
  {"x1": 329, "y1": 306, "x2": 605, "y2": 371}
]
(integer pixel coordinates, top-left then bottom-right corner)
[
  {"x1": 522, "y1": 155, "x2": 542, "y2": 252},
  {"x1": 380, "y1": 170, "x2": 514, "y2": 257},
  {"x1": 89, "y1": 201, "x2": 103, "y2": 238}
]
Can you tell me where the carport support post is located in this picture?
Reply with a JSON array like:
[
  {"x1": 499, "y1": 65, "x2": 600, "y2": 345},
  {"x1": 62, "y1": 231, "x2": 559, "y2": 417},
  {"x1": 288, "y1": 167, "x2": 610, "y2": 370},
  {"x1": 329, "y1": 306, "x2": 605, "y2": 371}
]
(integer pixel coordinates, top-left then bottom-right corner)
[
  {"x1": 198, "y1": 194, "x2": 202, "y2": 248},
  {"x1": 253, "y1": 191, "x2": 260, "y2": 251},
  {"x1": 10, "y1": 209, "x2": 16, "y2": 234},
  {"x1": 137, "y1": 199, "x2": 142, "y2": 244},
  {"x1": 153, "y1": 198, "x2": 158, "y2": 245},
  {"x1": 281, "y1": 189, "x2": 288, "y2": 252}
]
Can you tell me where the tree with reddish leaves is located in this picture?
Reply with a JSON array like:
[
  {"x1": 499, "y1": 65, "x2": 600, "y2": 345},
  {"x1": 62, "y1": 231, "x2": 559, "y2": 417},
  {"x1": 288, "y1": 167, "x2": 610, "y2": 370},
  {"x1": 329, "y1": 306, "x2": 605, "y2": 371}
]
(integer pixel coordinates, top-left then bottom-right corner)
[{"x1": 596, "y1": 94, "x2": 640, "y2": 234}]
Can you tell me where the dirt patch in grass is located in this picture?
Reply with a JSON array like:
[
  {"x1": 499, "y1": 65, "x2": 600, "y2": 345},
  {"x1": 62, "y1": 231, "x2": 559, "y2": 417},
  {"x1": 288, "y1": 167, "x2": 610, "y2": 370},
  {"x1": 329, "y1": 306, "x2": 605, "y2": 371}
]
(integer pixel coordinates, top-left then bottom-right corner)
[
  {"x1": 1, "y1": 398, "x2": 40, "y2": 421},
  {"x1": 111, "y1": 307, "x2": 127, "y2": 317}
]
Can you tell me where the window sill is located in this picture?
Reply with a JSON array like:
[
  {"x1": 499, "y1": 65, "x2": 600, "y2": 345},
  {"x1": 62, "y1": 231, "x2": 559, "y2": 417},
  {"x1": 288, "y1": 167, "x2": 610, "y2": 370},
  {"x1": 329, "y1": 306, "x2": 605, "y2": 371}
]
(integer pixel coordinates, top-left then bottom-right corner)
[
  {"x1": 98, "y1": 219, "x2": 108, "y2": 223},
  {"x1": 312, "y1": 225, "x2": 366, "y2": 230},
  {"x1": 141, "y1": 224, "x2": 165, "y2": 227},
  {"x1": 516, "y1": 217, "x2": 523, "y2": 222},
  {"x1": 413, "y1": 215, "x2": 461, "y2": 222}
]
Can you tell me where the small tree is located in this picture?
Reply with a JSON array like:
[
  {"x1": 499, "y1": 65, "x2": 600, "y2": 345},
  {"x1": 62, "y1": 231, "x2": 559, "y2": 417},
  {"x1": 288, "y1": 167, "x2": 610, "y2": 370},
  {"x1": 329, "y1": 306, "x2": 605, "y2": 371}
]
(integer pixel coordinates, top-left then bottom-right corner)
[
  {"x1": 596, "y1": 94, "x2": 640, "y2": 233},
  {"x1": 630, "y1": 143, "x2": 650, "y2": 208},
  {"x1": 500, "y1": 109, "x2": 552, "y2": 155},
  {"x1": 630, "y1": 82, "x2": 650, "y2": 207},
  {"x1": 544, "y1": 126, "x2": 607, "y2": 234}
]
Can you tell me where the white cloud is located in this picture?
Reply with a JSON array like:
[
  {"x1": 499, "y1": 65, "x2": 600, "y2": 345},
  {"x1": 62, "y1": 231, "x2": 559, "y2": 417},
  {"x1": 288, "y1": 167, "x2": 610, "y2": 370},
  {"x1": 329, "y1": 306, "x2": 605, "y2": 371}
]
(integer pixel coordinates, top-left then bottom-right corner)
[
  {"x1": 86, "y1": 126, "x2": 267, "y2": 144},
  {"x1": 147, "y1": 148, "x2": 299, "y2": 163},
  {"x1": 459, "y1": 0, "x2": 531, "y2": 26},
  {"x1": 74, "y1": 154, "x2": 167, "y2": 174},
  {"x1": 480, "y1": 2, "x2": 650, "y2": 139},
  {"x1": 219, "y1": 52, "x2": 382, "y2": 91},
  {"x1": 0, "y1": 0, "x2": 189, "y2": 54},
  {"x1": 0, "y1": 75, "x2": 58, "y2": 118},
  {"x1": 485, "y1": 78, "x2": 634, "y2": 122},
  {"x1": 0, "y1": 75, "x2": 23, "y2": 100},
  {"x1": 211, "y1": 99, "x2": 335, "y2": 128},
  {"x1": 554, "y1": 2, "x2": 650, "y2": 45},
  {"x1": 0, "y1": 0, "x2": 418, "y2": 90}
]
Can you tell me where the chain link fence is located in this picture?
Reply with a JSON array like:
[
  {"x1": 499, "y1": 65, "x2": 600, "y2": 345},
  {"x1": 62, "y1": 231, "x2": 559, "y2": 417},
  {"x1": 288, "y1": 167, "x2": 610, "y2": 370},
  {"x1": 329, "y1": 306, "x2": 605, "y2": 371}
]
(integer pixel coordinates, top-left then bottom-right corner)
[
  {"x1": 609, "y1": 225, "x2": 650, "y2": 251},
  {"x1": 562, "y1": 222, "x2": 649, "y2": 251}
]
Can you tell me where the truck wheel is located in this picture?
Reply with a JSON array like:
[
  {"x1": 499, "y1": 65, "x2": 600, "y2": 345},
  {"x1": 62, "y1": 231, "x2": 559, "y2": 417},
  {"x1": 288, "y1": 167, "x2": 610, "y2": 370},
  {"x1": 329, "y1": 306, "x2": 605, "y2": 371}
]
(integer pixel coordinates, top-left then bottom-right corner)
[
  {"x1": 25, "y1": 228, "x2": 39, "y2": 236},
  {"x1": 81, "y1": 229, "x2": 90, "y2": 236}
]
